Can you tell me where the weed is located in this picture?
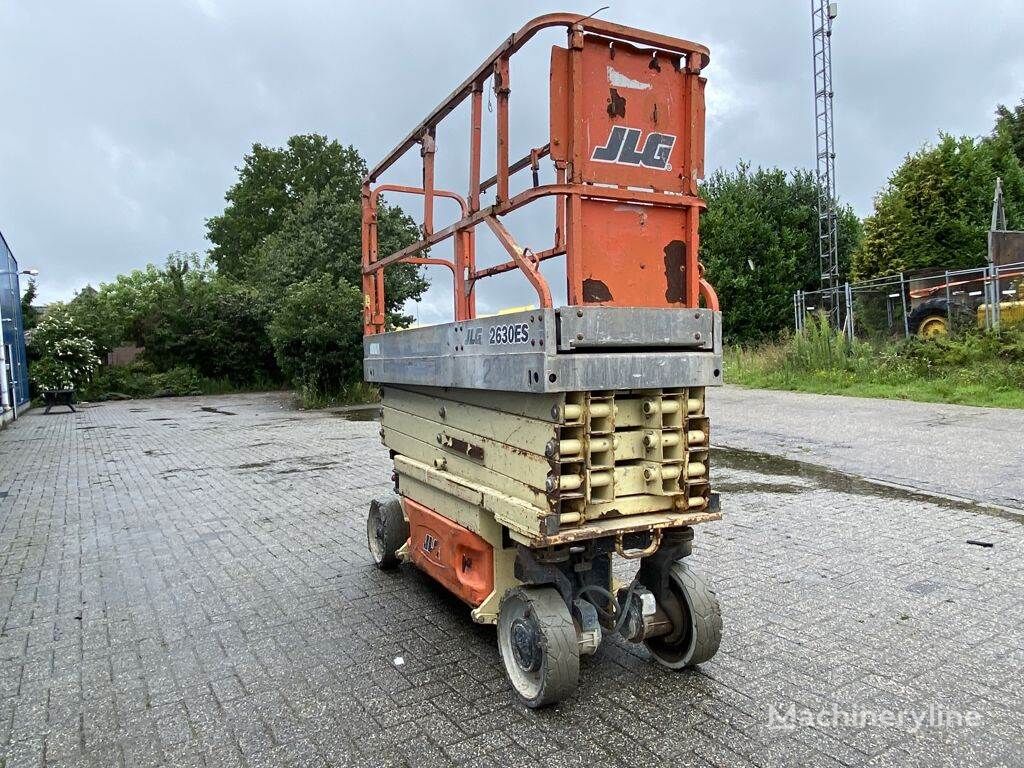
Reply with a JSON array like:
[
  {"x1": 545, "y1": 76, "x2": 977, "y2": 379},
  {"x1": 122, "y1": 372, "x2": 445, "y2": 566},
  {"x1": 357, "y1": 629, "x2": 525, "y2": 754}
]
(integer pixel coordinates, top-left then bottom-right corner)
[{"x1": 726, "y1": 321, "x2": 1024, "y2": 409}]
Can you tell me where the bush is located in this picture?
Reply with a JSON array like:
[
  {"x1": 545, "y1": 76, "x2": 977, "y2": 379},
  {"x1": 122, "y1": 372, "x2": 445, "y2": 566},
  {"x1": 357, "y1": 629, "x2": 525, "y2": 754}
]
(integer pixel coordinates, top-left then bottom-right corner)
[
  {"x1": 269, "y1": 275, "x2": 364, "y2": 398},
  {"x1": 80, "y1": 361, "x2": 158, "y2": 400},
  {"x1": 80, "y1": 362, "x2": 209, "y2": 401},
  {"x1": 139, "y1": 276, "x2": 279, "y2": 384},
  {"x1": 27, "y1": 306, "x2": 101, "y2": 392},
  {"x1": 725, "y1": 321, "x2": 1024, "y2": 408},
  {"x1": 29, "y1": 358, "x2": 75, "y2": 392},
  {"x1": 150, "y1": 366, "x2": 205, "y2": 396}
]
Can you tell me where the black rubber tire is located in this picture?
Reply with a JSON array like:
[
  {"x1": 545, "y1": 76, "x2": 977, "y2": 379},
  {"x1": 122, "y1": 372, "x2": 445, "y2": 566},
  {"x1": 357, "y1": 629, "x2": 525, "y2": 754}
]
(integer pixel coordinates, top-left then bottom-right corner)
[
  {"x1": 497, "y1": 587, "x2": 580, "y2": 708},
  {"x1": 366, "y1": 495, "x2": 408, "y2": 570},
  {"x1": 645, "y1": 560, "x2": 722, "y2": 669},
  {"x1": 907, "y1": 298, "x2": 970, "y2": 337}
]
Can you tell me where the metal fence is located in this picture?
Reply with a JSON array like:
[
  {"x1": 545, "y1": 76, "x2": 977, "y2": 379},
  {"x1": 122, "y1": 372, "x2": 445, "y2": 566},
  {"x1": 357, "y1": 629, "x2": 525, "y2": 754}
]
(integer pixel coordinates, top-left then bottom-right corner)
[{"x1": 794, "y1": 260, "x2": 1024, "y2": 341}]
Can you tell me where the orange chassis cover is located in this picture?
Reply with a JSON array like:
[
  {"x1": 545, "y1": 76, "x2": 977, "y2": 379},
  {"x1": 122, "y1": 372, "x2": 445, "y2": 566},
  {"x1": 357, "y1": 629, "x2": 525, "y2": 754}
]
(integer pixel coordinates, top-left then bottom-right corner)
[{"x1": 403, "y1": 498, "x2": 495, "y2": 606}]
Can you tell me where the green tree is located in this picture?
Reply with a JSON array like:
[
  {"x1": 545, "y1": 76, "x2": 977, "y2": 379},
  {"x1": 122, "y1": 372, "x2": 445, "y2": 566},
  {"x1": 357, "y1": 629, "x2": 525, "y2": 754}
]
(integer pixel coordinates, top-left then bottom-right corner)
[
  {"x1": 55, "y1": 135, "x2": 428, "y2": 399},
  {"x1": 65, "y1": 254, "x2": 281, "y2": 385},
  {"x1": 207, "y1": 134, "x2": 367, "y2": 276},
  {"x1": 68, "y1": 263, "x2": 171, "y2": 354},
  {"x1": 853, "y1": 134, "x2": 1024, "y2": 279},
  {"x1": 993, "y1": 99, "x2": 1024, "y2": 167},
  {"x1": 699, "y1": 164, "x2": 861, "y2": 342},
  {"x1": 139, "y1": 274, "x2": 278, "y2": 384},
  {"x1": 207, "y1": 133, "x2": 425, "y2": 334},
  {"x1": 246, "y1": 189, "x2": 426, "y2": 324},
  {"x1": 268, "y1": 275, "x2": 364, "y2": 395},
  {"x1": 20, "y1": 278, "x2": 38, "y2": 331}
]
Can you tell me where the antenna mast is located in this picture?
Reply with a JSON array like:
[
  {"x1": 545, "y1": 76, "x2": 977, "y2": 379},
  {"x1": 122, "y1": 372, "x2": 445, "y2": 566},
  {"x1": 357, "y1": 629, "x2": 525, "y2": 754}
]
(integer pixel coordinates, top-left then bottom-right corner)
[{"x1": 812, "y1": 1, "x2": 840, "y2": 328}]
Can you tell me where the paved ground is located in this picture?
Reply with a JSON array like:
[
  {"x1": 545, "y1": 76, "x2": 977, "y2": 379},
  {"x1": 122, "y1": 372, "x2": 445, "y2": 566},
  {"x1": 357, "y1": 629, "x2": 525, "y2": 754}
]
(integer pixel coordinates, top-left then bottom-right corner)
[
  {"x1": 711, "y1": 386, "x2": 1024, "y2": 510},
  {"x1": 1, "y1": 392, "x2": 1022, "y2": 768}
]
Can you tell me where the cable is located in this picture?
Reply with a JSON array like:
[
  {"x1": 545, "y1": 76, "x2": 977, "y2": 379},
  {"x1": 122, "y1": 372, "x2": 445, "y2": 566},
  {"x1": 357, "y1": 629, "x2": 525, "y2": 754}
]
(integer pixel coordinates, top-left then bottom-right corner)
[{"x1": 577, "y1": 579, "x2": 646, "y2": 635}]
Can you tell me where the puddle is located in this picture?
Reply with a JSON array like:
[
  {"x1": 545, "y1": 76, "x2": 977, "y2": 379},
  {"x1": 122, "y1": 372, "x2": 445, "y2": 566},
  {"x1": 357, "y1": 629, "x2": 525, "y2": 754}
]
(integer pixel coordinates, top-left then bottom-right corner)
[
  {"x1": 330, "y1": 406, "x2": 381, "y2": 422},
  {"x1": 231, "y1": 455, "x2": 337, "y2": 474},
  {"x1": 713, "y1": 481, "x2": 807, "y2": 495},
  {"x1": 235, "y1": 460, "x2": 276, "y2": 470},
  {"x1": 905, "y1": 579, "x2": 942, "y2": 595},
  {"x1": 714, "y1": 445, "x2": 1023, "y2": 523},
  {"x1": 276, "y1": 464, "x2": 337, "y2": 475}
]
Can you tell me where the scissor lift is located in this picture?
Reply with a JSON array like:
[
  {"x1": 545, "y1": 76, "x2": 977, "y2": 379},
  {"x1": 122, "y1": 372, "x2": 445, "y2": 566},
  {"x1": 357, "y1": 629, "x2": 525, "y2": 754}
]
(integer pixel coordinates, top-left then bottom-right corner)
[{"x1": 363, "y1": 13, "x2": 723, "y2": 707}]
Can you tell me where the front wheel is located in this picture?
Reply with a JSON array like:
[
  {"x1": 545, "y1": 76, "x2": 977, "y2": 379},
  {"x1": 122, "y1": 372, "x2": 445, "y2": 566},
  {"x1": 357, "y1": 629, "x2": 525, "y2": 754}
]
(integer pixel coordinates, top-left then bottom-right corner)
[
  {"x1": 497, "y1": 587, "x2": 580, "y2": 708},
  {"x1": 645, "y1": 560, "x2": 722, "y2": 669}
]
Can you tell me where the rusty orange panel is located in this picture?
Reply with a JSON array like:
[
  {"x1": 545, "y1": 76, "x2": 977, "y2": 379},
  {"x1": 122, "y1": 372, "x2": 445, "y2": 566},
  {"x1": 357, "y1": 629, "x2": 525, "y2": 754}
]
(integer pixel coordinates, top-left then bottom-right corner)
[
  {"x1": 576, "y1": 199, "x2": 691, "y2": 306},
  {"x1": 552, "y1": 36, "x2": 694, "y2": 192},
  {"x1": 549, "y1": 46, "x2": 570, "y2": 165},
  {"x1": 551, "y1": 35, "x2": 705, "y2": 307}
]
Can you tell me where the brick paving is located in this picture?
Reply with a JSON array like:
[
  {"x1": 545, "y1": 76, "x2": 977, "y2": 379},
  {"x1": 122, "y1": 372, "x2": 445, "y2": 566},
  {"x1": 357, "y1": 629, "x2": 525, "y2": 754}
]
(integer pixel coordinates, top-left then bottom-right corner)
[
  {"x1": 1, "y1": 392, "x2": 1022, "y2": 768},
  {"x1": 711, "y1": 386, "x2": 1024, "y2": 510}
]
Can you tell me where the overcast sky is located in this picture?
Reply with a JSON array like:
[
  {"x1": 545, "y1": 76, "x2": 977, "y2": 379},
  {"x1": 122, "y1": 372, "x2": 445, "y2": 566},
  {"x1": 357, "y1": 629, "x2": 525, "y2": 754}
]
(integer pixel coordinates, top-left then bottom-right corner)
[{"x1": 2, "y1": 1, "x2": 1023, "y2": 318}]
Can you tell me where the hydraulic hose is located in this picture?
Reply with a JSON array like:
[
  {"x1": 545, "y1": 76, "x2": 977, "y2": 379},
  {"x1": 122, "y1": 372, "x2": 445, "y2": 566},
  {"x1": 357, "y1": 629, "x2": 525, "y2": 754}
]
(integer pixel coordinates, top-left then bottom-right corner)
[{"x1": 576, "y1": 580, "x2": 645, "y2": 636}]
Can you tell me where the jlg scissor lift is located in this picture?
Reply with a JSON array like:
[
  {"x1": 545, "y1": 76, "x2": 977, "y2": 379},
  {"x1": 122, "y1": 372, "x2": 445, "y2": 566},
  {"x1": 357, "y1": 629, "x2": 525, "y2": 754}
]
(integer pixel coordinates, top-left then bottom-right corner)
[{"x1": 362, "y1": 13, "x2": 723, "y2": 707}]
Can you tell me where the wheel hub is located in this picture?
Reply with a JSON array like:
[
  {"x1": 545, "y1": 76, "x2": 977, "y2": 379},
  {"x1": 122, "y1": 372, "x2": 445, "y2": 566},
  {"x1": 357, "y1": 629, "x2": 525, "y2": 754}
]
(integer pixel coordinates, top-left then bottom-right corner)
[
  {"x1": 920, "y1": 316, "x2": 948, "y2": 337},
  {"x1": 510, "y1": 616, "x2": 541, "y2": 672}
]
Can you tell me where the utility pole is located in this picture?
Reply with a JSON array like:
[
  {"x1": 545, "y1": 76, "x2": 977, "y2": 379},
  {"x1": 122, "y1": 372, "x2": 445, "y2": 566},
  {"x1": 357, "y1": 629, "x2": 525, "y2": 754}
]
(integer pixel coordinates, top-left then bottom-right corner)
[{"x1": 812, "y1": 0, "x2": 841, "y2": 329}]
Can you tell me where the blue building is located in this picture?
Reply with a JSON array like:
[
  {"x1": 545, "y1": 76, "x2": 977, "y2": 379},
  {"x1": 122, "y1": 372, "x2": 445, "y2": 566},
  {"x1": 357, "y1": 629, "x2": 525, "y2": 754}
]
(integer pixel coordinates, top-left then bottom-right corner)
[{"x1": 1, "y1": 229, "x2": 30, "y2": 421}]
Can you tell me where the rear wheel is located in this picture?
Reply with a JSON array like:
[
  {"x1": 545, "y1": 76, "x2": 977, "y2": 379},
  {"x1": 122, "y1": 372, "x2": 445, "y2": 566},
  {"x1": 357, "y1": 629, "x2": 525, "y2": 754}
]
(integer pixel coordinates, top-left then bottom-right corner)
[
  {"x1": 916, "y1": 314, "x2": 949, "y2": 337},
  {"x1": 367, "y1": 495, "x2": 408, "y2": 569},
  {"x1": 908, "y1": 298, "x2": 970, "y2": 337},
  {"x1": 645, "y1": 560, "x2": 722, "y2": 669},
  {"x1": 497, "y1": 587, "x2": 580, "y2": 708}
]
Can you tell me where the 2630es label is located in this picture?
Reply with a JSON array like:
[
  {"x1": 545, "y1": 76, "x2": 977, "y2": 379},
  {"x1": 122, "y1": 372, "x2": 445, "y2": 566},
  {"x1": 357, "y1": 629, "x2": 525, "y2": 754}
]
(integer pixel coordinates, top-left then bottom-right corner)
[
  {"x1": 463, "y1": 322, "x2": 530, "y2": 346},
  {"x1": 488, "y1": 323, "x2": 529, "y2": 345}
]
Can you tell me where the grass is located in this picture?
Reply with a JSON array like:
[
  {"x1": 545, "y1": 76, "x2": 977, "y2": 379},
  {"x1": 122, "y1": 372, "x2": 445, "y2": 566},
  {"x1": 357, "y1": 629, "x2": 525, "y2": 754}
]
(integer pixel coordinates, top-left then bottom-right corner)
[
  {"x1": 725, "y1": 315, "x2": 1024, "y2": 409},
  {"x1": 77, "y1": 363, "x2": 287, "y2": 402},
  {"x1": 294, "y1": 381, "x2": 380, "y2": 410},
  {"x1": 195, "y1": 376, "x2": 284, "y2": 396}
]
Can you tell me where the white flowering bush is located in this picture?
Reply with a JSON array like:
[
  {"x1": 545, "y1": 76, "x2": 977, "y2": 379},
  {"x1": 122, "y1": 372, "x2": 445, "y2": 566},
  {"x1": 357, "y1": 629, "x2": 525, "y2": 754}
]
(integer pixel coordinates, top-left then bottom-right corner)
[{"x1": 28, "y1": 305, "x2": 101, "y2": 392}]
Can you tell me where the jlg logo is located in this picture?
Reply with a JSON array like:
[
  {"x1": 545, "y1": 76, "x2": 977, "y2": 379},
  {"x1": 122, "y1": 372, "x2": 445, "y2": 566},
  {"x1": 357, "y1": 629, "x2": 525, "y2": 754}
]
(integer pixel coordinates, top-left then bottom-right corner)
[
  {"x1": 422, "y1": 533, "x2": 439, "y2": 556},
  {"x1": 591, "y1": 126, "x2": 676, "y2": 170}
]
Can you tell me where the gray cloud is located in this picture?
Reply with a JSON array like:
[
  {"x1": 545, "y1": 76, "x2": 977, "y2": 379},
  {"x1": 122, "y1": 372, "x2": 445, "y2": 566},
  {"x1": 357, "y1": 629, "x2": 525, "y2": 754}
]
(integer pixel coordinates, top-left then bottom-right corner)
[{"x1": 2, "y1": 1, "x2": 1022, "y2": 321}]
